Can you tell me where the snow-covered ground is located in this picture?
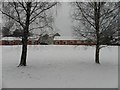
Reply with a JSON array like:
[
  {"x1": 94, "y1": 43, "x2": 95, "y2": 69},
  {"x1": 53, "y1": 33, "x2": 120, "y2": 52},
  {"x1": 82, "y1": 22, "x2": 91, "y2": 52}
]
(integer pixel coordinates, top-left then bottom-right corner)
[
  {"x1": 2, "y1": 45, "x2": 118, "y2": 88},
  {"x1": 0, "y1": 46, "x2": 2, "y2": 89}
]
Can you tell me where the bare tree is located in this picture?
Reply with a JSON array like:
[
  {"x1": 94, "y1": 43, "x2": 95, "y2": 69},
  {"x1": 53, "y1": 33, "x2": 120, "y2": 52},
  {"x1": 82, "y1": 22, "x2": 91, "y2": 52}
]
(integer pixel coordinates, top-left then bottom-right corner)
[
  {"x1": 118, "y1": 1, "x2": 120, "y2": 44},
  {"x1": 1, "y1": 1, "x2": 57, "y2": 66},
  {"x1": 72, "y1": 2, "x2": 119, "y2": 64}
]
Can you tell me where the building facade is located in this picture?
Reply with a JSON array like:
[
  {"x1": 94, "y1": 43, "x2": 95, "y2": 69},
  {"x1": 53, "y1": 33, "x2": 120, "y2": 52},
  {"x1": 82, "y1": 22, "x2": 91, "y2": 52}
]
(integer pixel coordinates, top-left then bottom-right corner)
[
  {"x1": 0, "y1": 37, "x2": 40, "y2": 45},
  {"x1": 53, "y1": 36, "x2": 96, "y2": 45}
]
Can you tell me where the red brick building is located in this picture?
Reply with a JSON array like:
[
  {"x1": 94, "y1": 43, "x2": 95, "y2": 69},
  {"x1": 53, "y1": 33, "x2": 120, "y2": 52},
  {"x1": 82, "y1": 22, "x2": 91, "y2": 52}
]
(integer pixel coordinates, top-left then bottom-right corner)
[
  {"x1": 53, "y1": 36, "x2": 96, "y2": 45},
  {"x1": 0, "y1": 37, "x2": 40, "y2": 45},
  {"x1": 0, "y1": 37, "x2": 22, "y2": 45}
]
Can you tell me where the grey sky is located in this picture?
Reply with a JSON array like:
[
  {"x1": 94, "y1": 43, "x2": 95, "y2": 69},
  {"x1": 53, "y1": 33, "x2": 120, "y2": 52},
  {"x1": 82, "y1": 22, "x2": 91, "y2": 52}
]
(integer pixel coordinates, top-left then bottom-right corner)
[{"x1": 55, "y1": 3, "x2": 73, "y2": 36}]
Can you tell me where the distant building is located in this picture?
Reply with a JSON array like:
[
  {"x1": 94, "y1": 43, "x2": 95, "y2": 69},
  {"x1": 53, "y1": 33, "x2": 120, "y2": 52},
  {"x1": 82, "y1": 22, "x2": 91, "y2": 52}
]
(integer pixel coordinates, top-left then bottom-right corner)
[
  {"x1": 53, "y1": 36, "x2": 96, "y2": 45},
  {"x1": 0, "y1": 33, "x2": 61, "y2": 45},
  {"x1": 0, "y1": 37, "x2": 22, "y2": 45},
  {"x1": 39, "y1": 34, "x2": 49, "y2": 44},
  {"x1": 37, "y1": 33, "x2": 61, "y2": 45},
  {"x1": 53, "y1": 33, "x2": 60, "y2": 37},
  {"x1": 0, "y1": 37, "x2": 40, "y2": 45},
  {"x1": 28, "y1": 36, "x2": 40, "y2": 45}
]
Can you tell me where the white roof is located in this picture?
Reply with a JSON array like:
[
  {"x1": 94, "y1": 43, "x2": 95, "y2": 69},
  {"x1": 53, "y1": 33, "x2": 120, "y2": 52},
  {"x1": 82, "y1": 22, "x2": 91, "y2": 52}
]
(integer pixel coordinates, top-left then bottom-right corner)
[
  {"x1": 0, "y1": 36, "x2": 40, "y2": 41},
  {"x1": 54, "y1": 36, "x2": 86, "y2": 40},
  {"x1": 1, "y1": 37, "x2": 21, "y2": 41},
  {"x1": 28, "y1": 36, "x2": 39, "y2": 40}
]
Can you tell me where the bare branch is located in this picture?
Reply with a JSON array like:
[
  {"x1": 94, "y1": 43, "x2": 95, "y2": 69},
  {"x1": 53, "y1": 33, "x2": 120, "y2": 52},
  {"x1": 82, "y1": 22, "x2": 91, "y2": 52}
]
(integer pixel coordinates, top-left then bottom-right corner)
[
  {"x1": 12, "y1": 2, "x2": 25, "y2": 27},
  {"x1": 100, "y1": 14, "x2": 117, "y2": 34},
  {"x1": 17, "y1": 0, "x2": 27, "y2": 12},
  {"x1": 100, "y1": 5, "x2": 119, "y2": 18},
  {"x1": 30, "y1": 2, "x2": 38, "y2": 15},
  {"x1": 76, "y1": 2, "x2": 96, "y2": 29},
  {"x1": 1, "y1": 10, "x2": 24, "y2": 28},
  {"x1": 99, "y1": 45, "x2": 107, "y2": 49},
  {"x1": 30, "y1": 2, "x2": 57, "y2": 24}
]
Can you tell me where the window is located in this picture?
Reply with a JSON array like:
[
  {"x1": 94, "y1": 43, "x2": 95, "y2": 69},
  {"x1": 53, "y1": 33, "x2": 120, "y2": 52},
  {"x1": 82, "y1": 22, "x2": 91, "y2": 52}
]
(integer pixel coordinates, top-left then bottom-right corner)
[
  {"x1": 57, "y1": 41, "x2": 59, "y2": 44},
  {"x1": 70, "y1": 41, "x2": 73, "y2": 44},
  {"x1": 81, "y1": 41, "x2": 84, "y2": 43},
  {"x1": 63, "y1": 42, "x2": 66, "y2": 44}
]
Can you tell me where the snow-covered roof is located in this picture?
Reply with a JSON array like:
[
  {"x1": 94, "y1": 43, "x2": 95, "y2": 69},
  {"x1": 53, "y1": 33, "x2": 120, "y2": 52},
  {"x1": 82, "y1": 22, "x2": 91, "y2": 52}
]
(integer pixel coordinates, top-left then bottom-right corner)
[
  {"x1": 54, "y1": 36, "x2": 86, "y2": 40},
  {"x1": 28, "y1": 36, "x2": 39, "y2": 40},
  {"x1": 1, "y1": 37, "x2": 21, "y2": 41},
  {"x1": 0, "y1": 36, "x2": 40, "y2": 41}
]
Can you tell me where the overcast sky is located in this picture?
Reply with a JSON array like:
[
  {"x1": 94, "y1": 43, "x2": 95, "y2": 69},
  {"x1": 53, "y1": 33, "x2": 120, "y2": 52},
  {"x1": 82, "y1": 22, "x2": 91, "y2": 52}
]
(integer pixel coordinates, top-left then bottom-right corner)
[{"x1": 54, "y1": 3, "x2": 73, "y2": 36}]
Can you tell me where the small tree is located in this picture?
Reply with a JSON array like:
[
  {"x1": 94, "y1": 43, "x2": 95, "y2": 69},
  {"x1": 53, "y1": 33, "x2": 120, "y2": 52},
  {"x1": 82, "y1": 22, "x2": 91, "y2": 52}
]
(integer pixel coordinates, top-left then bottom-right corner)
[
  {"x1": 1, "y1": 1, "x2": 57, "y2": 66},
  {"x1": 72, "y1": 2, "x2": 119, "y2": 64}
]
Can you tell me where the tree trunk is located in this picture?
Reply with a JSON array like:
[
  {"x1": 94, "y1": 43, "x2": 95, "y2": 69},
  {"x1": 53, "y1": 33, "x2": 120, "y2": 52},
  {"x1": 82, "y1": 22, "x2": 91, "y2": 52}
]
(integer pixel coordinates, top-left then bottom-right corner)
[
  {"x1": 19, "y1": 37, "x2": 28, "y2": 66},
  {"x1": 18, "y1": 2, "x2": 31, "y2": 67},
  {"x1": 94, "y1": 2, "x2": 101, "y2": 64},
  {"x1": 95, "y1": 45, "x2": 100, "y2": 64}
]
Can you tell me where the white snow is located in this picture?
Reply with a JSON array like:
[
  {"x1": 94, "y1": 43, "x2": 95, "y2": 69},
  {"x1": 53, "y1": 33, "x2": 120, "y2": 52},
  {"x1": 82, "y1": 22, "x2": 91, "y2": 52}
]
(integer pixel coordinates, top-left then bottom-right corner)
[{"x1": 2, "y1": 45, "x2": 118, "y2": 88}]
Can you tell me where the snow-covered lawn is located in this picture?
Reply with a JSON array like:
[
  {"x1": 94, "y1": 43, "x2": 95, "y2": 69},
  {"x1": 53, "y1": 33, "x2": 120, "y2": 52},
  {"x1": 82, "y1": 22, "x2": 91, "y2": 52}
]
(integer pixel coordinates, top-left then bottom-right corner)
[{"x1": 2, "y1": 45, "x2": 118, "y2": 88}]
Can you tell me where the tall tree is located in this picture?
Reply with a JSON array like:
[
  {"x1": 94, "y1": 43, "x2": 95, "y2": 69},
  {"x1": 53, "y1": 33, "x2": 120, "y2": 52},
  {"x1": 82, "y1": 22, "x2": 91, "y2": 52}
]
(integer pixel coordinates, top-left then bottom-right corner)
[
  {"x1": 1, "y1": 1, "x2": 57, "y2": 66},
  {"x1": 72, "y1": 2, "x2": 119, "y2": 64}
]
